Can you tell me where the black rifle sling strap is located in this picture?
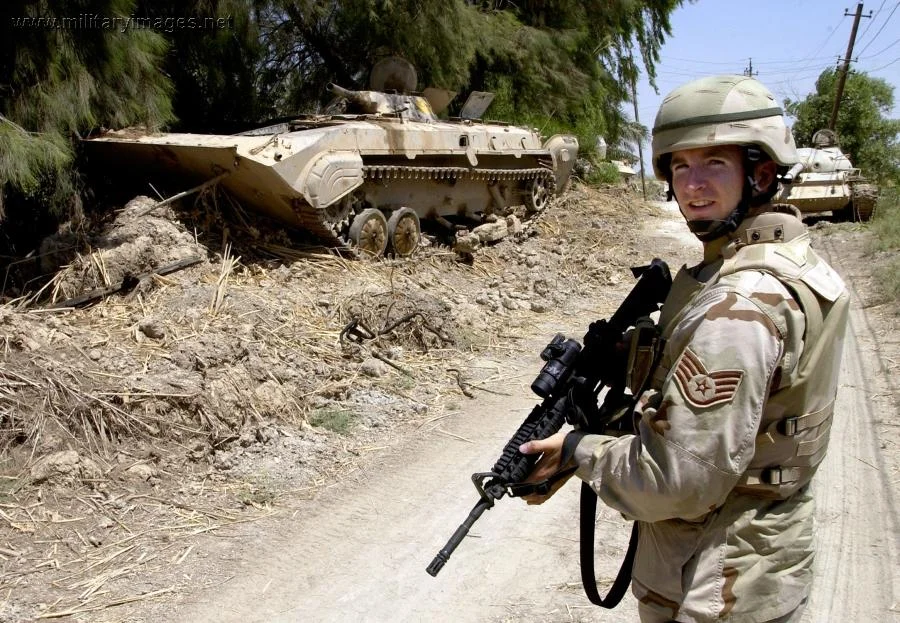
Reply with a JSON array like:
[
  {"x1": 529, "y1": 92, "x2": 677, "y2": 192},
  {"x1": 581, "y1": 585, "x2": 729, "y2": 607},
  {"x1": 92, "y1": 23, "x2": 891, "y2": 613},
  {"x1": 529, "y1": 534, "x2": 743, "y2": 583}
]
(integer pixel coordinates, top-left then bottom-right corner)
[{"x1": 579, "y1": 482, "x2": 638, "y2": 608}]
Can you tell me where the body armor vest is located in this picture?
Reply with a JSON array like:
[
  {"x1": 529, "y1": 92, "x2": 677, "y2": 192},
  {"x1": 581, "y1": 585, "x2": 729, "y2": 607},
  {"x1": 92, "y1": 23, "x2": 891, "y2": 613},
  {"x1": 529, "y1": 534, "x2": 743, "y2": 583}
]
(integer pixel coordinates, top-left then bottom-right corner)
[{"x1": 655, "y1": 206, "x2": 849, "y2": 499}]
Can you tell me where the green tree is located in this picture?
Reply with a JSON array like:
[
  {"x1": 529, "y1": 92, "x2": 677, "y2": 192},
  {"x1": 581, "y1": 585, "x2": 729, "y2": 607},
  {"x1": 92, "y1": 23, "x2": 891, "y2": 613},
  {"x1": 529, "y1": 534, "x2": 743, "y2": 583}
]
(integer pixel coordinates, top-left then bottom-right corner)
[
  {"x1": 785, "y1": 68, "x2": 900, "y2": 185},
  {"x1": 133, "y1": 0, "x2": 269, "y2": 133},
  {"x1": 0, "y1": 0, "x2": 174, "y2": 240},
  {"x1": 255, "y1": 0, "x2": 682, "y2": 158}
]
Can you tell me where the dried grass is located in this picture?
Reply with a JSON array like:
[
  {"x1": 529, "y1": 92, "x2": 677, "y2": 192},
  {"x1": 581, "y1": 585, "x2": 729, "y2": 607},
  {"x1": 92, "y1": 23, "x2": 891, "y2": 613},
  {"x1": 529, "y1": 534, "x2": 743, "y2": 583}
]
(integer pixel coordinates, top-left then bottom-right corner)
[{"x1": 0, "y1": 182, "x2": 653, "y2": 617}]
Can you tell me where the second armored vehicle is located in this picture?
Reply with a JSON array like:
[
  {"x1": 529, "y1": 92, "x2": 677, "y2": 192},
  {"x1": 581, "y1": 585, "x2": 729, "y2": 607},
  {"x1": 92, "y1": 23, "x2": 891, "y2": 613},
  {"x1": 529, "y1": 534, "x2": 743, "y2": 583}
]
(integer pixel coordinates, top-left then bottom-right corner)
[
  {"x1": 85, "y1": 60, "x2": 578, "y2": 257},
  {"x1": 777, "y1": 129, "x2": 878, "y2": 222}
]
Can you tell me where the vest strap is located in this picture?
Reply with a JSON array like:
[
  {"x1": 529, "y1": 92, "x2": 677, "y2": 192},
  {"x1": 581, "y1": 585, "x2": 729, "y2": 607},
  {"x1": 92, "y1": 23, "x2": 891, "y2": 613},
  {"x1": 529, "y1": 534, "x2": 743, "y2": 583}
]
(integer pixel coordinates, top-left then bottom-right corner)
[
  {"x1": 797, "y1": 422, "x2": 831, "y2": 456},
  {"x1": 786, "y1": 278, "x2": 824, "y2": 359},
  {"x1": 741, "y1": 465, "x2": 813, "y2": 486},
  {"x1": 771, "y1": 401, "x2": 834, "y2": 436}
]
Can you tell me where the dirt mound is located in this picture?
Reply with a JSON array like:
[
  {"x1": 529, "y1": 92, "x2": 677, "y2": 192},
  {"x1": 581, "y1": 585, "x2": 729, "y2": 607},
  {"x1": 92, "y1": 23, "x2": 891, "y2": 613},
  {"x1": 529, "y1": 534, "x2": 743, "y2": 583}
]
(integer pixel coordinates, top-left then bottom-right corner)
[
  {"x1": 38, "y1": 196, "x2": 205, "y2": 304},
  {"x1": 0, "y1": 182, "x2": 651, "y2": 620}
]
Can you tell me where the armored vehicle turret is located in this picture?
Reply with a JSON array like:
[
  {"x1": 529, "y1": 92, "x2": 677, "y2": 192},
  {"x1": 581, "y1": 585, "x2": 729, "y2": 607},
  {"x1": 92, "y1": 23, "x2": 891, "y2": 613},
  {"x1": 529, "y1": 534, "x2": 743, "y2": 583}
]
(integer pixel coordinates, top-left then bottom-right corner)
[
  {"x1": 84, "y1": 59, "x2": 578, "y2": 257},
  {"x1": 778, "y1": 129, "x2": 878, "y2": 222}
]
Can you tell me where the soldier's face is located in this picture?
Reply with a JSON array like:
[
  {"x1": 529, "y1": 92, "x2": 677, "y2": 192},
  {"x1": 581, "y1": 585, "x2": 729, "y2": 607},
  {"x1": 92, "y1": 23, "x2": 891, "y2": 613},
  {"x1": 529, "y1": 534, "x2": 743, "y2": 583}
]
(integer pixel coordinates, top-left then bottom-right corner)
[{"x1": 670, "y1": 145, "x2": 745, "y2": 223}]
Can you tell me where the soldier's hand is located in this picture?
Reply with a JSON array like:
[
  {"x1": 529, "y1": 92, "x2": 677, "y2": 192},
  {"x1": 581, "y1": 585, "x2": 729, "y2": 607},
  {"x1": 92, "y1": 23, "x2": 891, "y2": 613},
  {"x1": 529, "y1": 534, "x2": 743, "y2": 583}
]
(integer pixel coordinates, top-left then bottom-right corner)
[{"x1": 518, "y1": 431, "x2": 574, "y2": 505}]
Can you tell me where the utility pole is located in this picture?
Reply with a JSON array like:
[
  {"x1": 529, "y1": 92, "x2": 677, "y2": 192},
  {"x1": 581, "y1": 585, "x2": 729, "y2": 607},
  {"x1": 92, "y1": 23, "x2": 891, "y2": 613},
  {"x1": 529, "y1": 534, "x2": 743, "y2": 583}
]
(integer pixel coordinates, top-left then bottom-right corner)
[
  {"x1": 630, "y1": 70, "x2": 647, "y2": 201},
  {"x1": 829, "y1": 2, "x2": 872, "y2": 130},
  {"x1": 743, "y1": 58, "x2": 756, "y2": 77}
]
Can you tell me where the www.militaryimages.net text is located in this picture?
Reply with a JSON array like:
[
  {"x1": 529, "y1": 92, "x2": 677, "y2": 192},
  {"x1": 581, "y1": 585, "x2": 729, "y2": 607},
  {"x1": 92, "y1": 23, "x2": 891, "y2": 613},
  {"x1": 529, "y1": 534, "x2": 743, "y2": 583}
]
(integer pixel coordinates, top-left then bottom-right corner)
[{"x1": 9, "y1": 13, "x2": 234, "y2": 33}]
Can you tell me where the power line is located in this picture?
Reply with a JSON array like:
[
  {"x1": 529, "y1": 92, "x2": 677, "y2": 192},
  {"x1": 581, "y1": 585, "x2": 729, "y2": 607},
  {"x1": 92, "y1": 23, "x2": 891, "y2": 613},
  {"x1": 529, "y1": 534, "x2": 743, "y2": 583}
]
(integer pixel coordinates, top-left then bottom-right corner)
[
  {"x1": 794, "y1": 16, "x2": 849, "y2": 66},
  {"x1": 855, "y1": 0, "x2": 888, "y2": 43},
  {"x1": 859, "y1": 35, "x2": 900, "y2": 58},
  {"x1": 651, "y1": 54, "x2": 844, "y2": 68},
  {"x1": 782, "y1": 14, "x2": 850, "y2": 89},
  {"x1": 866, "y1": 54, "x2": 900, "y2": 70},
  {"x1": 857, "y1": 1, "x2": 900, "y2": 55}
]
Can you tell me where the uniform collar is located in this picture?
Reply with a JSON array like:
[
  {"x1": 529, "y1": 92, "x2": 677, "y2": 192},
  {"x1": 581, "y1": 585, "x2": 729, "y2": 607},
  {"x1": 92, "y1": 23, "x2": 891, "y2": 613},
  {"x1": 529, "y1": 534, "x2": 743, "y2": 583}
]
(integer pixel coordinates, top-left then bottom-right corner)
[{"x1": 701, "y1": 203, "x2": 805, "y2": 263}]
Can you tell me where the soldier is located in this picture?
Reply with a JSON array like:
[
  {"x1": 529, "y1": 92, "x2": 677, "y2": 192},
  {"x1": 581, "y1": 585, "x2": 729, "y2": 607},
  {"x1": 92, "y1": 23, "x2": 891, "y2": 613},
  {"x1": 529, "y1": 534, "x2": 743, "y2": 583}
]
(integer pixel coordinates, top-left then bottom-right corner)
[{"x1": 520, "y1": 75, "x2": 850, "y2": 622}]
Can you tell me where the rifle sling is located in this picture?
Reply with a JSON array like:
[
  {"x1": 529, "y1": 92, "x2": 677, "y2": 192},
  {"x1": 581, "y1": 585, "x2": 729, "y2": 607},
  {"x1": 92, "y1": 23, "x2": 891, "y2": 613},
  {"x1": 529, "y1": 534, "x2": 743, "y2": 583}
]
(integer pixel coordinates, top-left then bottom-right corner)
[{"x1": 579, "y1": 482, "x2": 637, "y2": 608}]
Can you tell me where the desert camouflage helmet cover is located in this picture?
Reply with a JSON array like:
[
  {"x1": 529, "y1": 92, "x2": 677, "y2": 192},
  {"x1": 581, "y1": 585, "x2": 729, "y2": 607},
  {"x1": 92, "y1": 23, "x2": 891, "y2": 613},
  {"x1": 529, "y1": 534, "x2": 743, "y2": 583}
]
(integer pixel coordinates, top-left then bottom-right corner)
[{"x1": 651, "y1": 75, "x2": 798, "y2": 179}]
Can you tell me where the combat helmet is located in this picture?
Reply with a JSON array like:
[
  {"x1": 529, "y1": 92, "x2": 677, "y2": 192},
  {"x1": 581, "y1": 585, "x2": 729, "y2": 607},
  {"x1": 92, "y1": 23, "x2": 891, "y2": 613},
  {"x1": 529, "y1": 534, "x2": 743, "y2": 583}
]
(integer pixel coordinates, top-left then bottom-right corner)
[{"x1": 651, "y1": 75, "x2": 799, "y2": 240}]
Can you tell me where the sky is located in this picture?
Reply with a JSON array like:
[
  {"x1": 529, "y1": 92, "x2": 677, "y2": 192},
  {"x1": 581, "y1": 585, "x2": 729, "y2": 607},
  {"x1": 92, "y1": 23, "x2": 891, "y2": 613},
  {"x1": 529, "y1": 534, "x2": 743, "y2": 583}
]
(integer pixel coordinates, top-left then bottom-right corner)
[{"x1": 630, "y1": 0, "x2": 900, "y2": 171}]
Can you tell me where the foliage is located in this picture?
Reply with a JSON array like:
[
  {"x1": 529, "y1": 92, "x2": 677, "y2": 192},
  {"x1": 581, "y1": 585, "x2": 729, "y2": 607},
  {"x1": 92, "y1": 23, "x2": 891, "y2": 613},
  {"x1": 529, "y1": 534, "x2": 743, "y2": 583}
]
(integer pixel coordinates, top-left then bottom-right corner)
[
  {"x1": 868, "y1": 187, "x2": 900, "y2": 304},
  {"x1": 871, "y1": 186, "x2": 900, "y2": 251},
  {"x1": 309, "y1": 408, "x2": 357, "y2": 434},
  {"x1": 257, "y1": 0, "x2": 681, "y2": 157},
  {"x1": 0, "y1": 0, "x2": 684, "y2": 252},
  {"x1": 0, "y1": 0, "x2": 174, "y2": 250},
  {"x1": 585, "y1": 162, "x2": 623, "y2": 186},
  {"x1": 133, "y1": 0, "x2": 269, "y2": 132},
  {"x1": 785, "y1": 69, "x2": 900, "y2": 185}
]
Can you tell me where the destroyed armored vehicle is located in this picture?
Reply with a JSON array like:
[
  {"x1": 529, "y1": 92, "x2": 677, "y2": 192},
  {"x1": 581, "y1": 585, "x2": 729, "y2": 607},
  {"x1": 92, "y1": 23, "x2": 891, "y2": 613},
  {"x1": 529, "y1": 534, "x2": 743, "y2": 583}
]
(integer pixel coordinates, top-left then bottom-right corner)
[
  {"x1": 84, "y1": 59, "x2": 578, "y2": 257},
  {"x1": 777, "y1": 129, "x2": 878, "y2": 222}
]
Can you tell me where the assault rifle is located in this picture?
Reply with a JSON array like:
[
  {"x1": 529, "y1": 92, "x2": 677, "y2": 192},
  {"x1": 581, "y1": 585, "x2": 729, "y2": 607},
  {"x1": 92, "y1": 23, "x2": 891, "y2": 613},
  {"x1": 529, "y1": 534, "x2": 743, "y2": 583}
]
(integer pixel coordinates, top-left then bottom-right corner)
[{"x1": 426, "y1": 258, "x2": 671, "y2": 605}]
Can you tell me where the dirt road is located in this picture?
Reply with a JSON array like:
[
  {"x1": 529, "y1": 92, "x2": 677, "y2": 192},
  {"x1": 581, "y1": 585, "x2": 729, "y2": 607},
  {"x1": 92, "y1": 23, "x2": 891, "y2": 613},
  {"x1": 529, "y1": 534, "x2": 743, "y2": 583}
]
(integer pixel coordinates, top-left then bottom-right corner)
[{"x1": 112, "y1": 204, "x2": 899, "y2": 623}]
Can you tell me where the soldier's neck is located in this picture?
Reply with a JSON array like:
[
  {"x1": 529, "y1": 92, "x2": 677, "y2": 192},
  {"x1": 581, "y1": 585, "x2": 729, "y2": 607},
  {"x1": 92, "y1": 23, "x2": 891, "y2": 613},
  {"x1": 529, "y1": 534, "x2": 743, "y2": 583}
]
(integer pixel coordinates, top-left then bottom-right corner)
[{"x1": 702, "y1": 235, "x2": 728, "y2": 265}]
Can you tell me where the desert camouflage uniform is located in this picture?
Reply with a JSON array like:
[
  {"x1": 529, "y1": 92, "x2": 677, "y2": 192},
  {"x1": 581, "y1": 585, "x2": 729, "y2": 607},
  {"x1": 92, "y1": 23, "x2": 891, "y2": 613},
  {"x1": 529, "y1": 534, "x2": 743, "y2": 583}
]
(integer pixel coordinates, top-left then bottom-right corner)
[{"x1": 571, "y1": 204, "x2": 849, "y2": 622}]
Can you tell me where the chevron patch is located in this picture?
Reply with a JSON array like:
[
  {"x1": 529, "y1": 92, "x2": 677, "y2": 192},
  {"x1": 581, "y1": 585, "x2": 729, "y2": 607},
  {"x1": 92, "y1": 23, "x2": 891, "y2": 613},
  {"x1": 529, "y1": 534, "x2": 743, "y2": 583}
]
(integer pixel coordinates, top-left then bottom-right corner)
[{"x1": 673, "y1": 348, "x2": 744, "y2": 408}]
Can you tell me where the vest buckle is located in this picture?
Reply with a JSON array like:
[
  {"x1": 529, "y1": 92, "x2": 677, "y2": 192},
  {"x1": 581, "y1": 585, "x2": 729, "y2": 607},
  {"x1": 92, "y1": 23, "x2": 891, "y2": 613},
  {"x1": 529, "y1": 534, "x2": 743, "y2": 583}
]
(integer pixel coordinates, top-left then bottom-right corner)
[
  {"x1": 780, "y1": 416, "x2": 799, "y2": 436},
  {"x1": 761, "y1": 467, "x2": 783, "y2": 485}
]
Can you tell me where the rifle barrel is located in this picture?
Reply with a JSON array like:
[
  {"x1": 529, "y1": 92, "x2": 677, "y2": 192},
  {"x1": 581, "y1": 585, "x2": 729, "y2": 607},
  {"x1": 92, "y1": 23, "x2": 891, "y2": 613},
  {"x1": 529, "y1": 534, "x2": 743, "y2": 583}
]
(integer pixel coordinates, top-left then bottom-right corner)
[{"x1": 426, "y1": 498, "x2": 492, "y2": 576}]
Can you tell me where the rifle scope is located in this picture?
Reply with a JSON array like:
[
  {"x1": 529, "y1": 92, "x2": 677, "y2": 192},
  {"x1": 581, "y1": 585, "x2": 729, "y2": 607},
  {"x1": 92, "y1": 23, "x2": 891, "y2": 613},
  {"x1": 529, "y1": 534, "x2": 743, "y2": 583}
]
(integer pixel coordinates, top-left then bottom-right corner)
[{"x1": 530, "y1": 334, "x2": 582, "y2": 399}]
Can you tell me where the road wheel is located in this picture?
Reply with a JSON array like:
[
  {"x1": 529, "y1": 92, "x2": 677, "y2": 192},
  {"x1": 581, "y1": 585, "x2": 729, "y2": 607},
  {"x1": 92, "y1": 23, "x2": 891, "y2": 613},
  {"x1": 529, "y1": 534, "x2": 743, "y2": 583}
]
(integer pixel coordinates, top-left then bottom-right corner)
[
  {"x1": 348, "y1": 208, "x2": 388, "y2": 258},
  {"x1": 387, "y1": 207, "x2": 420, "y2": 257},
  {"x1": 524, "y1": 175, "x2": 552, "y2": 214},
  {"x1": 850, "y1": 183, "x2": 878, "y2": 222}
]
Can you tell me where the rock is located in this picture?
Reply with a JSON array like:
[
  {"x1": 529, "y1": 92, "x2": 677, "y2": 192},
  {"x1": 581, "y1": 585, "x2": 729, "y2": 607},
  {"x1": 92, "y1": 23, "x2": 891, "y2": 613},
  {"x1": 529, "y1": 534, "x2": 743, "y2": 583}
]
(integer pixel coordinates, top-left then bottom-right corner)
[
  {"x1": 15, "y1": 334, "x2": 41, "y2": 351},
  {"x1": 255, "y1": 426, "x2": 277, "y2": 444},
  {"x1": 213, "y1": 450, "x2": 236, "y2": 471},
  {"x1": 453, "y1": 232, "x2": 480, "y2": 255},
  {"x1": 472, "y1": 220, "x2": 508, "y2": 244},
  {"x1": 525, "y1": 255, "x2": 539, "y2": 268},
  {"x1": 532, "y1": 279, "x2": 551, "y2": 296},
  {"x1": 505, "y1": 215, "x2": 523, "y2": 236},
  {"x1": 138, "y1": 318, "x2": 165, "y2": 339},
  {"x1": 125, "y1": 463, "x2": 157, "y2": 481},
  {"x1": 530, "y1": 300, "x2": 551, "y2": 313},
  {"x1": 475, "y1": 292, "x2": 490, "y2": 306},
  {"x1": 501, "y1": 297, "x2": 519, "y2": 311},
  {"x1": 253, "y1": 380, "x2": 289, "y2": 417},
  {"x1": 574, "y1": 158, "x2": 592, "y2": 177},
  {"x1": 360, "y1": 357, "x2": 391, "y2": 378},
  {"x1": 30, "y1": 450, "x2": 102, "y2": 484}
]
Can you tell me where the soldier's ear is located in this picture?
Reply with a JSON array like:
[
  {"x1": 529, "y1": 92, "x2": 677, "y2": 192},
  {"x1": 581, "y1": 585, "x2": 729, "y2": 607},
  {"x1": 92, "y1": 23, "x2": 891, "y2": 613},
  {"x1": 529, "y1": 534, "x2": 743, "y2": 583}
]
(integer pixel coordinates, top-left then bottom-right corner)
[{"x1": 753, "y1": 160, "x2": 778, "y2": 195}]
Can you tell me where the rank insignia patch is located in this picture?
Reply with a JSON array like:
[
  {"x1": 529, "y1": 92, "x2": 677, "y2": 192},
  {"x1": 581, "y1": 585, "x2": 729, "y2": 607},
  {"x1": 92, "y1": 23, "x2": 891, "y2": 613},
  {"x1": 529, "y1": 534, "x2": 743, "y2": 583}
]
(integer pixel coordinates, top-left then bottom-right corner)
[{"x1": 673, "y1": 348, "x2": 744, "y2": 408}]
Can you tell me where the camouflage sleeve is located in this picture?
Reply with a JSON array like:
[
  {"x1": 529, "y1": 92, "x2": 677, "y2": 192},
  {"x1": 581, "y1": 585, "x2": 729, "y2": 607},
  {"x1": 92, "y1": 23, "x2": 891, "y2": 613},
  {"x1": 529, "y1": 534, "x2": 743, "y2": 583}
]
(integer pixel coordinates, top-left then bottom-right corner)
[{"x1": 573, "y1": 271, "x2": 799, "y2": 522}]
